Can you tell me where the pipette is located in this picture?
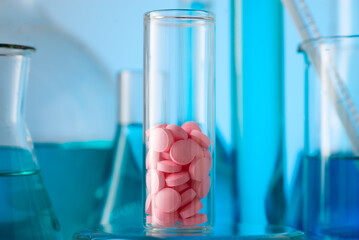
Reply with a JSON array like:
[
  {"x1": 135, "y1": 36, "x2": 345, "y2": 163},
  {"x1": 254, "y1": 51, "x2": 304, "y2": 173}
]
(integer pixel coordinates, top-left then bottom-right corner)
[{"x1": 282, "y1": 0, "x2": 359, "y2": 154}]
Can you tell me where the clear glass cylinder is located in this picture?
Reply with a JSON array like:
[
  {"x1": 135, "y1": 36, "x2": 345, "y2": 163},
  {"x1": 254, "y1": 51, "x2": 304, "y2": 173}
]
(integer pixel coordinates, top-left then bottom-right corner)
[
  {"x1": 233, "y1": 0, "x2": 285, "y2": 225},
  {"x1": 143, "y1": 9, "x2": 215, "y2": 230},
  {"x1": 301, "y1": 36, "x2": 359, "y2": 238},
  {"x1": 0, "y1": 44, "x2": 60, "y2": 240}
]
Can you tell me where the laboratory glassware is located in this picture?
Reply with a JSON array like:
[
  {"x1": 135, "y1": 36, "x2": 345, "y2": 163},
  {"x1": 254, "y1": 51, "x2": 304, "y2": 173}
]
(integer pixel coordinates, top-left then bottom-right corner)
[
  {"x1": 282, "y1": 0, "x2": 359, "y2": 230},
  {"x1": 233, "y1": 0, "x2": 285, "y2": 225},
  {"x1": 0, "y1": 0, "x2": 116, "y2": 239},
  {"x1": 91, "y1": 71, "x2": 143, "y2": 232},
  {"x1": 180, "y1": 0, "x2": 238, "y2": 224},
  {"x1": 0, "y1": 44, "x2": 60, "y2": 240},
  {"x1": 301, "y1": 36, "x2": 359, "y2": 239},
  {"x1": 144, "y1": 9, "x2": 215, "y2": 230}
]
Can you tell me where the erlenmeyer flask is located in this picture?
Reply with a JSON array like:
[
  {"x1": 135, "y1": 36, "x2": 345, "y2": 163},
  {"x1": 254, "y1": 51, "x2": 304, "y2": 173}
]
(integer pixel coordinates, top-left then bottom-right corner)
[
  {"x1": 0, "y1": 44, "x2": 60, "y2": 240},
  {"x1": 0, "y1": 1, "x2": 116, "y2": 239},
  {"x1": 93, "y1": 71, "x2": 143, "y2": 232}
]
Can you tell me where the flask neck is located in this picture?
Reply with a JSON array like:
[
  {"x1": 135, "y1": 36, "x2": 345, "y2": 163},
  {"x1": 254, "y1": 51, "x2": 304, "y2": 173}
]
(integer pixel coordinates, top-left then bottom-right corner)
[
  {"x1": 0, "y1": 58, "x2": 27, "y2": 125},
  {"x1": 117, "y1": 71, "x2": 143, "y2": 125},
  {"x1": 0, "y1": 45, "x2": 34, "y2": 147}
]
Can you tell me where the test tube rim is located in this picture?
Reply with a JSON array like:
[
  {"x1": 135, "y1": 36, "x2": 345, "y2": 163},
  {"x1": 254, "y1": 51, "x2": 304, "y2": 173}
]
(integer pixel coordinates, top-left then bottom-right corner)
[
  {"x1": 144, "y1": 9, "x2": 215, "y2": 23},
  {"x1": 0, "y1": 43, "x2": 35, "y2": 56}
]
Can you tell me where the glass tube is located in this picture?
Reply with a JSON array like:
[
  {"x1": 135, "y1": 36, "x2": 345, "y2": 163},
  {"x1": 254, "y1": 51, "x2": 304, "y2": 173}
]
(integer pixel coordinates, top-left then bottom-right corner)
[
  {"x1": 143, "y1": 9, "x2": 215, "y2": 230},
  {"x1": 233, "y1": 0, "x2": 285, "y2": 225},
  {"x1": 301, "y1": 36, "x2": 359, "y2": 238}
]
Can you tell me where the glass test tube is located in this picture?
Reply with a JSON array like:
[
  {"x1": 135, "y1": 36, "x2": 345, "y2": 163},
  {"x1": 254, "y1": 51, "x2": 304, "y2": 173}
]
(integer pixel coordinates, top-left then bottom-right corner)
[{"x1": 143, "y1": 9, "x2": 215, "y2": 230}]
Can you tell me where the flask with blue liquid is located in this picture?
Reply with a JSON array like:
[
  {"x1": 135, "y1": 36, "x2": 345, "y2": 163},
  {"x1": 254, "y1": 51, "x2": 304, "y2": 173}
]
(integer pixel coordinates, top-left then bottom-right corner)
[
  {"x1": 0, "y1": 0, "x2": 116, "y2": 239},
  {"x1": 0, "y1": 44, "x2": 60, "y2": 240},
  {"x1": 92, "y1": 71, "x2": 143, "y2": 232}
]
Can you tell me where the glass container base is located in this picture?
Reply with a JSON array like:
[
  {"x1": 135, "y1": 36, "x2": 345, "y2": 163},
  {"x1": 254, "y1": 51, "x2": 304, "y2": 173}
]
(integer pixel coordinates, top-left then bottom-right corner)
[{"x1": 73, "y1": 224, "x2": 304, "y2": 239}]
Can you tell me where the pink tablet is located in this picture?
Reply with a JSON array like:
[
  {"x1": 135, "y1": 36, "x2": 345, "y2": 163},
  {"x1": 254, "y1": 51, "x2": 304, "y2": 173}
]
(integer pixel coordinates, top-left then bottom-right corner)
[
  {"x1": 146, "y1": 169, "x2": 165, "y2": 193},
  {"x1": 179, "y1": 198, "x2": 203, "y2": 219},
  {"x1": 149, "y1": 128, "x2": 173, "y2": 152},
  {"x1": 170, "y1": 139, "x2": 200, "y2": 165},
  {"x1": 165, "y1": 171, "x2": 190, "y2": 187},
  {"x1": 189, "y1": 130, "x2": 211, "y2": 149},
  {"x1": 167, "y1": 124, "x2": 188, "y2": 141},
  {"x1": 181, "y1": 121, "x2": 202, "y2": 134},
  {"x1": 155, "y1": 188, "x2": 181, "y2": 213},
  {"x1": 189, "y1": 157, "x2": 212, "y2": 181}
]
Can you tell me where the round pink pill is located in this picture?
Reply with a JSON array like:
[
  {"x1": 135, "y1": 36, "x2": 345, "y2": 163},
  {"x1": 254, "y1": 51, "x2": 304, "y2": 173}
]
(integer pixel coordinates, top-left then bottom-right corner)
[
  {"x1": 189, "y1": 157, "x2": 212, "y2": 181},
  {"x1": 166, "y1": 124, "x2": 188, "y2": 141},
  {"x1": 183, "y1": 213, "x2": 207, "y2": 226},
  {"x1": 190, "y1": 130, "x2": 211, "y2": 149},
  {"x1": 149, "y1": 128, "x2": 173, "y2": 152},
  {"x1": 181, "y1": 121, "x2": 202, "y2": 134},
  {"x1": 179, "y1": 198, "x2": 203, "y2": 219},
  {"x1": 146, "y1": 123, "x2": 168, "y2": 138},
  {"x1": 170, "y1": 139, "x2": 200, "y2": 165},
  {"x1": 146, "y1": 150, "x2": 161, "y2": 169},
  {"x1": 157, "y1": 160, "x2": 182, "y2": 173},
  {"x1": 172, "y1": 182, "x2": 190, "y2": 193},
  {"x1": 154, "y1": 188, "x2": 181, "y2": 213},
  {"x1": 145, "y1": 194, "x2": 152, "y2": 214},
  {"x1": 146, "y1": 169, "x2": 165, "y2": 193},
  {"x1": 165, "y1": 171, "x2": 190, "y2": 187},
  {"x1": 180, "y1": 188, "x2": 197, "y2": 207},
  {"x1": 153, "y1": 209, "x2": 178, "y2": 227},
  {"x1": 192, "y1": 176, "x2": 211, "y2": 199}
]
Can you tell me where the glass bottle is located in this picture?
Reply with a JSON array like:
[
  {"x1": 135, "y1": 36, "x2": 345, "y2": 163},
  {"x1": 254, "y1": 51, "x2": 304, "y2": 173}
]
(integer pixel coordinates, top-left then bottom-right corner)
[
  {"x1": 92, "y1": 71, "x2": 143, "y2": 232},
  {"x1": 144, "y1": 9, "x2": 215, "y2": 230},
  {"x1": 0, "y1": 44, "x2": 60, "y2": 240},
  {"x1": 0, "y1": 0, "x2": 116, "y2": 239}
]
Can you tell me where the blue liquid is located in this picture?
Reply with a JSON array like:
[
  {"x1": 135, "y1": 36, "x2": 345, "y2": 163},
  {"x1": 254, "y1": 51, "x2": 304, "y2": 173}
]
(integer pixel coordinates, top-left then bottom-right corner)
[
  {"x1": 215, "y1": 129, "x2": 237, "y2": 224},
  {"x1": 0, "y1": 147, "x2": 60, "y2": 240},
  {"x1": 34, "y1": 141, "x2": 114, "y2": 240},
  {"x1": 94, "y1": 124, "x2": 142, "y2": 232},
  {"x1": 234, "y1": 0, "x2": 284, "y2": 224},
  {"x1": 306, "y1": 155, "x2": 359, "y2": 239}
]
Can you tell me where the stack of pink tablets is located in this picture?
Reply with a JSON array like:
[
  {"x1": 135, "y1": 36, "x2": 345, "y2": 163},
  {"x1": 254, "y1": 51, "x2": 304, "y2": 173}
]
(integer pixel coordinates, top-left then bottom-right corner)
[{"x1": 145, "y1": 121, "x2": 212, "y2": 227}]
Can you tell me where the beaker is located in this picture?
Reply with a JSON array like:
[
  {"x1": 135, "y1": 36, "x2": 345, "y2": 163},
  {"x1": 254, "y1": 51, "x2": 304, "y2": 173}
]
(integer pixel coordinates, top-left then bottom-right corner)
[
  {"x1": 0, "y1": 1, "x2": 116, "y2": 238},
  {"x1": 0, "y1": 44, "x2": 60, "y2": 240},
  {"x1": 92, "y1": 71, "x2": 143, "y2": 232},
  {"x1": 143, "y1": 9, "x2": 215, "y2": 230},
  {"x1": 301, "y1": 36, "x2": 359, "y2": 238},
  {"x1": 281, "y1": 0, "x2": 359, "y2": 231}
]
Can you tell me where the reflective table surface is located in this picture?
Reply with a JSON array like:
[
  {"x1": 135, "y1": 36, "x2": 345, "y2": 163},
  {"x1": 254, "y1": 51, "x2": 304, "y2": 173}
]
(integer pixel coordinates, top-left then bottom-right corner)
[{"x1": 73, "y1": 223, "x2": 305, "y2": 239}]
